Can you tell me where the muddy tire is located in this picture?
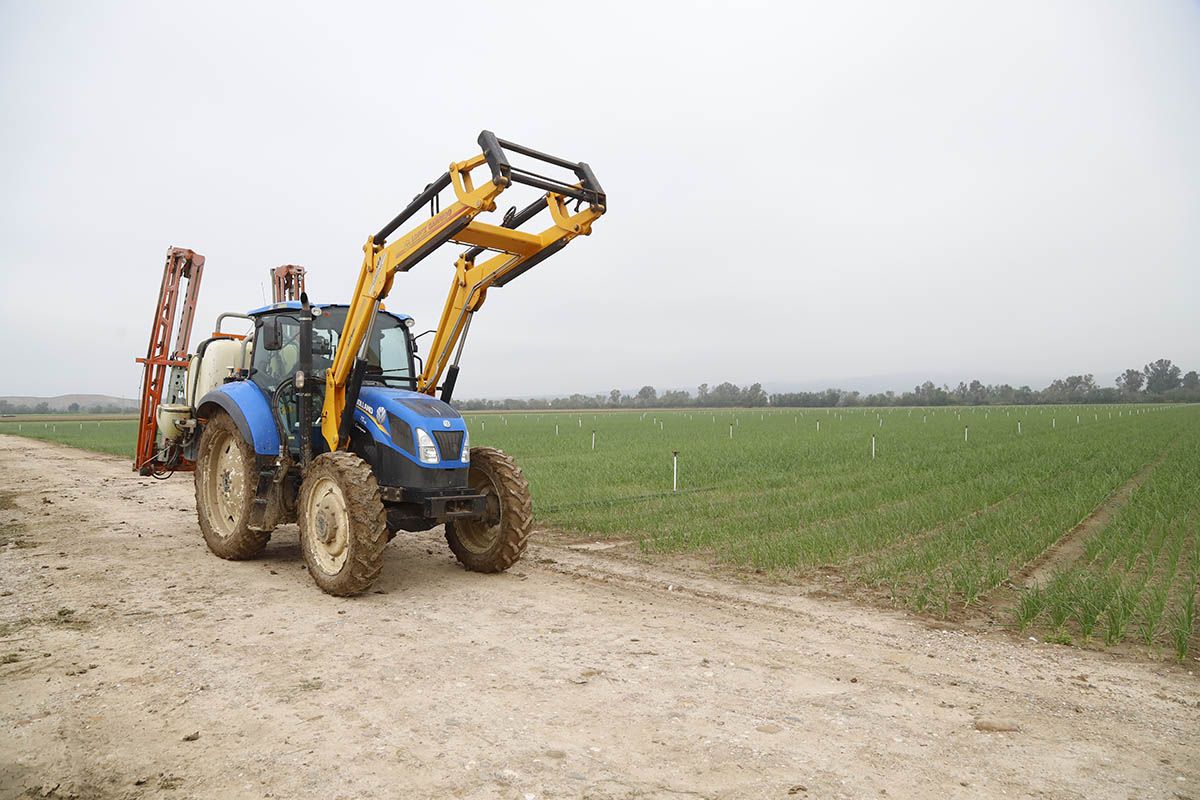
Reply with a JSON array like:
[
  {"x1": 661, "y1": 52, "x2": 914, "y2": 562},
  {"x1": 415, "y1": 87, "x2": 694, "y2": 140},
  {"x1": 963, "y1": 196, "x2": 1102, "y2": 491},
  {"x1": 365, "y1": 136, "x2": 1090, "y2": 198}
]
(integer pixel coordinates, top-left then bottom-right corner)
[
  {"x1": 298, "y1": 451, "x2": 388, "y2": 596},
  {"x1": 195, "y1": 411, "x2": 271, "y2": 560},
  {"x1": 445, "y1": 447, "x2": 532, "y2": 573}
]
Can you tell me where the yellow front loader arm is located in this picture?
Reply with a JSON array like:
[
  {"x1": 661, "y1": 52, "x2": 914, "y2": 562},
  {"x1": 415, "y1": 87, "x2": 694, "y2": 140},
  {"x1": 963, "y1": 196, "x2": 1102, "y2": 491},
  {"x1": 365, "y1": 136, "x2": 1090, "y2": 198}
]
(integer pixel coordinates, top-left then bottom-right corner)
[{"x1": 321, "y1": 132, "x2": 606, "y2": 451}]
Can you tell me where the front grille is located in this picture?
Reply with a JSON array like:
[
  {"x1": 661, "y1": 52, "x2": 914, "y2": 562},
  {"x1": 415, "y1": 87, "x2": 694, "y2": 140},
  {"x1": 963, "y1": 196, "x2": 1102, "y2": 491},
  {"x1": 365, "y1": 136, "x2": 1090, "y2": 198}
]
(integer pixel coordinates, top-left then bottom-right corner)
[{"x1": 432, "y1": 430, "x2": 464, "y2": 462}]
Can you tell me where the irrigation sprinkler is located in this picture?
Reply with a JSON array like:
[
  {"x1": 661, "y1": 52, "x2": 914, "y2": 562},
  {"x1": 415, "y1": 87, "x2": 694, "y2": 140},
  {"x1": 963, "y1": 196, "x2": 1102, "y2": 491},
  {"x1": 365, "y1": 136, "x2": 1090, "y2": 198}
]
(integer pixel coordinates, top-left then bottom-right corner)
[
  {"x1": 816, "y1": 420, "x2": 820, "y2": 432},
  {"x1": 871, "y1": 434, "x2": 876, "y2": 460},
  {"x1": 1052, "y1": 418, "x2": 1056, "y2": 429},
  {"x1": 591, "y1": 430, "x2": 596, "y2": 450},
  {"x1": 1076, "y1": 415, "x2": 1080, "y2": 424},
  {"x1": 555, "y1": 424, "x2": 559, "y2": 436},
  {"x1": 672, "y1": 450, "x2": 679, "y2": 493},
  {"x1": 1018, "y1": 421, "x2": 1022, "y2": 434},
  {"x1": 729, "y1": 424, "x2": 734, "y2": 439}
]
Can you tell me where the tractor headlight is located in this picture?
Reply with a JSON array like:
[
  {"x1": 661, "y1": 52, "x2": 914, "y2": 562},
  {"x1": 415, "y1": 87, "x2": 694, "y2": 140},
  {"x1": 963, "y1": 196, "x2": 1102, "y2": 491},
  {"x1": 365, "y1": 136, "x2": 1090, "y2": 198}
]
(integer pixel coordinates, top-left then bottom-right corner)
[
  {"x1": 460, "y1": 430, "x2": 470, "y2": 463},
  {"x1": 415, "y1": 428, "x2": 439, "y2": 464}
]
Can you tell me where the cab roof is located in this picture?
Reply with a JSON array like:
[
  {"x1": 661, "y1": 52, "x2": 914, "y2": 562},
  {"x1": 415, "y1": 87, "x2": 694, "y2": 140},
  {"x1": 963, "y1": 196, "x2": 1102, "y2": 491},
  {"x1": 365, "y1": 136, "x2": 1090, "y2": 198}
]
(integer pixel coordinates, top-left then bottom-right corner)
[{"x1": 246, "y1": 301, "x2": 412, "y2": 324}]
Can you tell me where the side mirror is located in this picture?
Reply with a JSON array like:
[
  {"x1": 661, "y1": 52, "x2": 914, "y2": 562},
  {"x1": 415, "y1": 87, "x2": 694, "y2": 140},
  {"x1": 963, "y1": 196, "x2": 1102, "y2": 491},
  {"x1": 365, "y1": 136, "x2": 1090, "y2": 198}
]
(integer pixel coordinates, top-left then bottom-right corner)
[
  {"x1": 261, "y1": 318, "x2": 282, "y2": 351},
  {"x1": 411, "y1": 328, "x2": 436, "y2": 354}
]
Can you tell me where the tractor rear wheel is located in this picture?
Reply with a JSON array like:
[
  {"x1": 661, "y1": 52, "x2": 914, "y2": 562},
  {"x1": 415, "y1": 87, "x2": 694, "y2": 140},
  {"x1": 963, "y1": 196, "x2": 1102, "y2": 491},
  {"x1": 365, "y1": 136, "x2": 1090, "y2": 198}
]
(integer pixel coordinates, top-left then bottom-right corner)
[
  {"x1": 298, "y1": 451, "x2": 388, "y2": 596},
  {"x1": 194, "y1": 411, "x2": 271, "y2": 560},
  {"x1": 445, "y1": 447, "x2": 532, "y2": 573}
]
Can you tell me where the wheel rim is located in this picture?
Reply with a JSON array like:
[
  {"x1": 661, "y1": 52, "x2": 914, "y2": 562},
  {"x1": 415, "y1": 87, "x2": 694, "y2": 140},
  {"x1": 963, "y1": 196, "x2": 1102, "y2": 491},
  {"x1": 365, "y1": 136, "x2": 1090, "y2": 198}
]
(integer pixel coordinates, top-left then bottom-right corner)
[
  {"x1": 205, "y1": 429, "x2": 247, "y2": 538},
  {"x1": 306, "y1": 476, "x2": 350, "y2": 575},
  {"x1": 455, "y1": 465, "x2": 503, "y2": 554}
]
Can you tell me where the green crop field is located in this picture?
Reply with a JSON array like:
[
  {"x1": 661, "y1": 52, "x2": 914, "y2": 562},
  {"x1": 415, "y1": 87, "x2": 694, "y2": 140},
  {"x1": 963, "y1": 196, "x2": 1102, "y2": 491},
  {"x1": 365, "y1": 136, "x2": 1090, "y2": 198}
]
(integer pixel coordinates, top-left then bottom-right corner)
[
  {"x1": 0, "y1": 416, "x2": 138, "y2": 458},
  {"x1": 3, "y1": 405, "x2": 1197, "y2": 657},
  {"x1": 464, "y1": 404, "x2": 1199, "y2": 657}
]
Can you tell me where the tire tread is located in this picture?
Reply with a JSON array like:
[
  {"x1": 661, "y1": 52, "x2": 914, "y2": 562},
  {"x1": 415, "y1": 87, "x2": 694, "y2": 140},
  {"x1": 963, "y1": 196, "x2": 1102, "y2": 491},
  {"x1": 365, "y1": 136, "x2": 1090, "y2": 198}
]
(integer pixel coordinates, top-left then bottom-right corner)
[
  {"x1": 194, "y1": 412, "x2": 271, "y2": 560},
  {"x1": 445, "y1": 446, "x2": 532, "y2": 573},
  {"x1": 299, "y1": 451, "x2": 388, "y2": 596}
]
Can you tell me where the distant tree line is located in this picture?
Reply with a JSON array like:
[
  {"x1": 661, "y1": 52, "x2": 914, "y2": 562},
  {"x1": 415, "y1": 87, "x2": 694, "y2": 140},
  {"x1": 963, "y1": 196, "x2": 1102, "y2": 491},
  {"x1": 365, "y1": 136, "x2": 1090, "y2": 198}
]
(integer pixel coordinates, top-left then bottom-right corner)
[
  {"x1": 454, "y1": 358, "x2": 1200, "y2": 410},
  {"x1": 0, "y1": 400, "x2": 135, "y2": 415}
]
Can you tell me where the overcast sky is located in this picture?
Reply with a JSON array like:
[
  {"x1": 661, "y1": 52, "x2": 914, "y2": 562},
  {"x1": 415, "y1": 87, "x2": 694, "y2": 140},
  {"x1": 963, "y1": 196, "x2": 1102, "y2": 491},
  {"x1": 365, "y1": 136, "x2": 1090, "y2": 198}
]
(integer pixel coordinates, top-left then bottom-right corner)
[{"x1": 1, "y1": 1, "x2": 1197, "y2": 400}]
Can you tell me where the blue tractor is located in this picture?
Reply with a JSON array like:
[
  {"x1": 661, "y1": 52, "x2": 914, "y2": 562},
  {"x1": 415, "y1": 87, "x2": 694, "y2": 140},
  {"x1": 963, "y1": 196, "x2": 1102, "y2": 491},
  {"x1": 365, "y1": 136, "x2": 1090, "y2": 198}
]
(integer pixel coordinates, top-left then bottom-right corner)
[{"x1": 136, "y1": 132, "x2": 605, "y2": 595}]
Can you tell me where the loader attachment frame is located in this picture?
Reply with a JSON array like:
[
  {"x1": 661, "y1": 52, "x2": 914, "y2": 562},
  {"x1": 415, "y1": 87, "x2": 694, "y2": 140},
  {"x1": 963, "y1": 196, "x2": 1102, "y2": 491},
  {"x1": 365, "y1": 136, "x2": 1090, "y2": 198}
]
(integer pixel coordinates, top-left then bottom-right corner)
[{"x1": 321, "y1": 131, "x2": 606, "y2": 451}]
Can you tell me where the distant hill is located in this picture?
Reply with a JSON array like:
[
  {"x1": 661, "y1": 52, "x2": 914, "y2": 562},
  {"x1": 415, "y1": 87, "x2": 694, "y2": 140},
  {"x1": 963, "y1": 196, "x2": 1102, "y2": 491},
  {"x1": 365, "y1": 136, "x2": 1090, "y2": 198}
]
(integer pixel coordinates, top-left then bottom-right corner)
[{"x1": 0, "y1": 394, "x2": 139, "y2": 412}]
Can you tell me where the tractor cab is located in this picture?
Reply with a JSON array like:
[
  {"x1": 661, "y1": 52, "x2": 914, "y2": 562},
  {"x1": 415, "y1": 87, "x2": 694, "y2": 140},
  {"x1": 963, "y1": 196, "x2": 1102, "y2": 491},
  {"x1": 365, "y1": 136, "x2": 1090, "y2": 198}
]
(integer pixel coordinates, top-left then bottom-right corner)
[
  {"x1": 235, "y1": 302, "x2": 471, "y2": 481},
  {"x1": 247, "y1": 302, "x2": 416, "y2": 398}
]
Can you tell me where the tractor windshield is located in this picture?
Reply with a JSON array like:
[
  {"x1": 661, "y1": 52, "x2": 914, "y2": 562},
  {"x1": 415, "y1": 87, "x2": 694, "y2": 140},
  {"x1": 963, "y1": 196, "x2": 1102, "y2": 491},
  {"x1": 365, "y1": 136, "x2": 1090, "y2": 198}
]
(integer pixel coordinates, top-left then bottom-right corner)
[
  {"x1": 316, "y1": 307, "x2": 414, "y2": 389},
  {"x1": 251, "y1": 307, "x2": 414, "y2": 395}
]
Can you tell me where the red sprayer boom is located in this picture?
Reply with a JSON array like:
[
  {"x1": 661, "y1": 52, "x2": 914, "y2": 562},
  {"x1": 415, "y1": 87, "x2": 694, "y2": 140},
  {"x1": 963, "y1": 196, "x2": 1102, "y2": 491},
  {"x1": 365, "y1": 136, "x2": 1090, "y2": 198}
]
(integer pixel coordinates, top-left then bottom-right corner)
[{"x1": 134, "y1": 247, "x2": 204, "y2": 476}]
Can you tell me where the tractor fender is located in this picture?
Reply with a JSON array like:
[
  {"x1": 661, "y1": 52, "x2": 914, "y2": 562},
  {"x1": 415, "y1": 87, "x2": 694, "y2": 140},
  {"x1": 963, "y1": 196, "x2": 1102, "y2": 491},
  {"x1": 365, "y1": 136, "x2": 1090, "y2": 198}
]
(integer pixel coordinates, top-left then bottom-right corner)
[{"x1": 195, "y1": 381, "x2": 280, "y2": 456}]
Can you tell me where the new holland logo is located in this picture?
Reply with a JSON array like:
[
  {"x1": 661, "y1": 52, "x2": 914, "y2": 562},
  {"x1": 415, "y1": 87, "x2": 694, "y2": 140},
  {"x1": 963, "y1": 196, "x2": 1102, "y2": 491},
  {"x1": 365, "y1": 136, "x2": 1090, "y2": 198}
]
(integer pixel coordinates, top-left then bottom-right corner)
[{"x1": 377, "y1": 406, "x2": 387, "y2": 425}]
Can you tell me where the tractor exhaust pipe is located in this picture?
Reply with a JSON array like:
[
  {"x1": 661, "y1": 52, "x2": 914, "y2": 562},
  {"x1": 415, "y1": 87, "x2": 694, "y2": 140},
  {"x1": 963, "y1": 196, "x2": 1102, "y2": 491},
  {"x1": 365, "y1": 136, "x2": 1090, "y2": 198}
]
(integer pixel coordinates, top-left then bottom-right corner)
[{"x1": 298, "y1": 293, "x2": 314, "y2": 469}]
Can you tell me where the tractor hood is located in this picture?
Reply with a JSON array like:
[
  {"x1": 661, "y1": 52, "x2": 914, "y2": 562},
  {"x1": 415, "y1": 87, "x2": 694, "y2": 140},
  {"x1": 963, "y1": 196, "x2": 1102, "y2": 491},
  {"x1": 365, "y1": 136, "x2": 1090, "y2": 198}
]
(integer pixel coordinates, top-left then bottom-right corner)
[{"x1": 353, "y1": 385, "x2": 467, "y2": 467}]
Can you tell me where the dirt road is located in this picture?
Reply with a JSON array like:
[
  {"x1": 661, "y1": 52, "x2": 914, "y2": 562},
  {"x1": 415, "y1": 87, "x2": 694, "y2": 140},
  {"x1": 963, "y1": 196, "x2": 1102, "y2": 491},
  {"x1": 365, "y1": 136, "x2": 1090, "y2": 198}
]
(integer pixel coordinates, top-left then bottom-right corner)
[{"x1": 1, "y1": 435, "x2": 1196, "y2": 799}]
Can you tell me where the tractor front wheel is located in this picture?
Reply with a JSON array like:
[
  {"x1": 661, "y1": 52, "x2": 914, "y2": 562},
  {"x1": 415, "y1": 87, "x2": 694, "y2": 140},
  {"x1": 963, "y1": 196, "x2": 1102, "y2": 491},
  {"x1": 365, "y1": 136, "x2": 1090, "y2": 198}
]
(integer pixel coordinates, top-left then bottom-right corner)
[
  {"x1": 445, "y1": 446, "x2": 532, "y2": 573},
  {"x1": 298, "y1": 452, "x2": 388, "y2": 596},
  {"x1": 195, "y1": 411, "x2": 271, "y2": 560}
]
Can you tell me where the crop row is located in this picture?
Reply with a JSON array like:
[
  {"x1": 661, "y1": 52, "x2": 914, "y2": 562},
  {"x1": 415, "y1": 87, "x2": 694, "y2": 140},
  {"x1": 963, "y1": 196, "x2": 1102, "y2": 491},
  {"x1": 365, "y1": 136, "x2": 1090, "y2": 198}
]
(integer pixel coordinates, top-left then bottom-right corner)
[{"x1": 1012, "y1": 422, "x2": 1199, "y2": 660}]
